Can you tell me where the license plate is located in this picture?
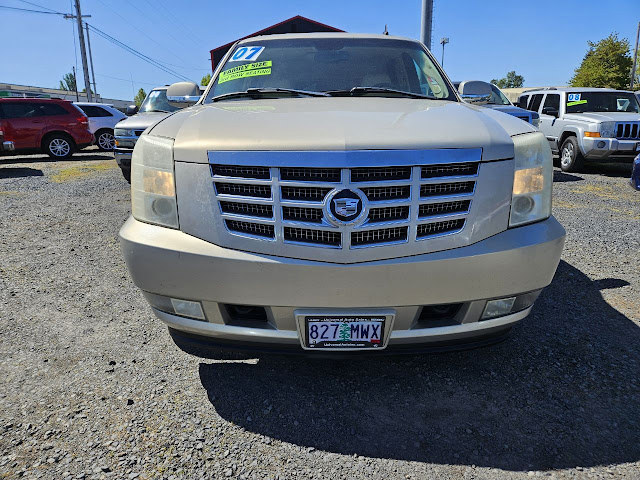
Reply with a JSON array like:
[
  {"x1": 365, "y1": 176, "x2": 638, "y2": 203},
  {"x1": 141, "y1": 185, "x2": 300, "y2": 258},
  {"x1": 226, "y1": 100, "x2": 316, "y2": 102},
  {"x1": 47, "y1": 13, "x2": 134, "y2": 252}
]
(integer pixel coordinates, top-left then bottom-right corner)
[{"x1": 303, "y1": 315, "x2": 386, "y2": 349}]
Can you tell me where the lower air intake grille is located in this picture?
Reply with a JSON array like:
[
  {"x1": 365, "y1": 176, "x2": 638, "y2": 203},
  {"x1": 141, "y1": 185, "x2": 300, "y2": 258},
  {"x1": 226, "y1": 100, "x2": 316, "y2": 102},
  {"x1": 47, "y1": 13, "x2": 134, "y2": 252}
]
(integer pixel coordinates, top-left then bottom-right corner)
[
  {"x1": 421, "y1": 163, "x2": 478, "y2": 178},
  {"x1": 212, "y1": 165, "x2": 270, "y2": 179},
  {"x1": 226, "y1": 220, "x2": 274, "y2": 238},
  {"x1": 281, "y1": 186, "x2": 331, "y2": 201},
  {"x1": 362, "y1": 185, "x2": 410, "y2": 201},
  {"x1": 368, "y1": 206, "x2": 410, "y2": 223},
  {"x1": 282, "y1": 206, "x2": 324, "y2": 223},
  {"x1": 420, "y1": 181, "x2": 475, "y2": 197},
  {"x1": 284, "y1": 227, "x2": 341, "y2": 246},
  {"x1": 216, "y1": 183, "x2": 271, "y2": 198},
  {"x1": 220, "y1": 201, "x2": 273, "y2": 218},
  {"x1": 419, "y1": 200, "x2": 471, "y2": 218},
  {"x1": 352, "y1": 227, "x2": 408, "y2": 246},
  {"x1": 417, "y1": 219, "x2": 465, "y2": 238}
]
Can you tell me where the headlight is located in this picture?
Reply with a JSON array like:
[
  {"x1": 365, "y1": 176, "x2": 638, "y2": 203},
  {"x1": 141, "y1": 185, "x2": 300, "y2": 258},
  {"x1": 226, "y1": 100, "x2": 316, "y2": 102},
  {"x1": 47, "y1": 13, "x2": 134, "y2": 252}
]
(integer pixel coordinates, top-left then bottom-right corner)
[
  {"x1": 599, "y1": 121, "x2": 616, "y2": 138},
  {"x1": 114, "y1": 128, "x2": 134, "y2": 137},
  {"x1": 509, "y1": 132, "x2": 552, "y2": 227},
  {"x1": 131, "y1": 135, "x2": 178, "y2": 228}
]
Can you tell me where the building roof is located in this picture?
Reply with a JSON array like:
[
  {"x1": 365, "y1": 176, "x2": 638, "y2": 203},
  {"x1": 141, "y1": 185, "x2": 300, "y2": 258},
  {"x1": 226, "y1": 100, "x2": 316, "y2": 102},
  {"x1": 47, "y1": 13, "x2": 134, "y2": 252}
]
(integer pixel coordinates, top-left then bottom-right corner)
[{"x1": 209, "y1": 15, "x2": 343, "y2": 70}]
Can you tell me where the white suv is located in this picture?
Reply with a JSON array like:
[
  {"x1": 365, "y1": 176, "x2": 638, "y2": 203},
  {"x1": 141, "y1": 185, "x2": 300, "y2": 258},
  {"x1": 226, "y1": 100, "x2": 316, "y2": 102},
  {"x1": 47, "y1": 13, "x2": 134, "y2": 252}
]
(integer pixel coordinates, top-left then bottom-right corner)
[{"x1": 74, "y1": 102, "x2": 126, "y2": 151}]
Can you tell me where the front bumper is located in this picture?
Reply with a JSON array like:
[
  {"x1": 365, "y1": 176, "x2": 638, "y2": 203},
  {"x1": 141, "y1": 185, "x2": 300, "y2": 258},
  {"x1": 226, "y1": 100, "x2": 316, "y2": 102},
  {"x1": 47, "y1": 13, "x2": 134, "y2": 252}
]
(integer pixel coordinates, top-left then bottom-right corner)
[
  {"x1": 582, "y1": 137, "x2": 640, "y2": 159},
  {"x1": 119, "y1": 216, "x2": 565, "y2": 351},
  {"x1": 113, "y1": 148, "x2": 132, "y2": 168}
]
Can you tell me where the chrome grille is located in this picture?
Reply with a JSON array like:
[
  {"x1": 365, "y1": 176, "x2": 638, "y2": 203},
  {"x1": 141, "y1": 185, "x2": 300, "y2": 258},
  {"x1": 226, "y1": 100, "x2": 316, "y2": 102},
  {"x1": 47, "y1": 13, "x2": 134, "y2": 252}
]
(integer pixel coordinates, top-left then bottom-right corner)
[
  {"x1": 284, "y1": 227, "x2": 341, "y2": 247},
  {"x1": 616, "y1": 122, "x2": 640, "y2": 139},
  {"x1": 210, "y1": 155, "x2": 477, "y2": 250}
]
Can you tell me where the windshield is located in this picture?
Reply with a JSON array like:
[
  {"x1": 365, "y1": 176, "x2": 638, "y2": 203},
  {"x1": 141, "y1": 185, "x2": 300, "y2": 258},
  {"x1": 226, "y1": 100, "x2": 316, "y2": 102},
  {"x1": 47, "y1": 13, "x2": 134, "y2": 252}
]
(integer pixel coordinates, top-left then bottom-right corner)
[
  {"x1": 206, "y1": 37, "x2": 453, "y2": 101},
  {"x1": 139, "y1": 89, "x2": 180, "y2": 113},
  {"x1": 565, "y1": 92, "x2": 640, "y2": 113},
  {"x1": 488, "y1": 84, "x2": 511, "y2": 105}
]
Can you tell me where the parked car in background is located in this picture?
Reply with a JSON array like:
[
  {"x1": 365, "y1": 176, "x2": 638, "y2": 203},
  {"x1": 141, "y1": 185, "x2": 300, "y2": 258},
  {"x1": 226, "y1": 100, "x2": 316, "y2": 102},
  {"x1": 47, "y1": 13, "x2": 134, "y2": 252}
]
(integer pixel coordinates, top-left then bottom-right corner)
[
  {"x1": 74, "y1": 102, "x2": 126, "y2": 151},
  {"x1": 0, "y1": 98, "x2": 93, "y2": 159},
  {"x1": 517, "y1": 88, "x2": 640, "y2": 172},
  {"x1": 113, "y1": 87, "x2": 180, "y2": 182},
  {"x1": 119, "y1": 33, "x2": 565, "y2": 357},
  {"x1": 454, "y1": 80, "x2": 539, "y2": 126}
]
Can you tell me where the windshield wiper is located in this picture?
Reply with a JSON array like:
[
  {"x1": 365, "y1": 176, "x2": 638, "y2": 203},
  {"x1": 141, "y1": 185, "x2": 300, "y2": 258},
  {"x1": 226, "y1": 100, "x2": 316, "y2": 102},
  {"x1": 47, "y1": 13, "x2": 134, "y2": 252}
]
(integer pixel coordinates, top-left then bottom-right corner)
[
  {"x1": 212, "y1": 88, "x2": 329, "y2": 102},
  {"x1": 145, "y1": 109, "x2": 170, "y2": 113},
  {"x1": 325, "y1": 86, "x2": 438, "y2": 99}
]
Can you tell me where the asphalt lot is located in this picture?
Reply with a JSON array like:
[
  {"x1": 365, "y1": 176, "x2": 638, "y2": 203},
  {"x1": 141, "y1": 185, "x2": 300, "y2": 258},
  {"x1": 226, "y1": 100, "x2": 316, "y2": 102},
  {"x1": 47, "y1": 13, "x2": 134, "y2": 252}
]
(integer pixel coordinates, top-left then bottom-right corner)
[{"x1": 1, "y1": 148, "x2": 639, "y2": 479}]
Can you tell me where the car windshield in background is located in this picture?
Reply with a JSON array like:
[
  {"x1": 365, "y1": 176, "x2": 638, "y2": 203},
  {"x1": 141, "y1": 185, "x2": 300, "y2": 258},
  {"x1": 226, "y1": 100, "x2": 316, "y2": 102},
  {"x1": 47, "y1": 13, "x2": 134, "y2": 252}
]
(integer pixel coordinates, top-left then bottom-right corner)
[
  {"x1": 488, "y1": 84, "x2": 511, "y2": 105},
  {"x1": 207, "y1": 37, "x2": 453, "y2": 101},
  {"x1": 565, "y1": 92, "x2": 640, "y2": 114},
  {"x1": 139, "y1": 90, "x2": 180, "y2": 113}
]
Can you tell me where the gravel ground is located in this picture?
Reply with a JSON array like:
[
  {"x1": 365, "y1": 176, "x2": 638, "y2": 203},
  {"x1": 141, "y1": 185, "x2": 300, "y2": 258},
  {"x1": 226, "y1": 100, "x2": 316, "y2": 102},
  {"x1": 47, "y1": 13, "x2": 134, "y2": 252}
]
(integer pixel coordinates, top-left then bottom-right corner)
[{"x1": 1, "y1": 149, "x2": 639, "y2": 480}]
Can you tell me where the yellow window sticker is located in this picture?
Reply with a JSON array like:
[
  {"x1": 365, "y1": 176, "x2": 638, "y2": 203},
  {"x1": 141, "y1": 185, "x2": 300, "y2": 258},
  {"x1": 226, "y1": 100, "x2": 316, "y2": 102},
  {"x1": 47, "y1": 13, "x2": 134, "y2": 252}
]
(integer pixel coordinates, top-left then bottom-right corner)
[
  {"x1": 218, "y1": 61, "x2": 272, "y2": 84},
  {"x1": 567, "y1": 100, "x2": 587, "y2": 107}
]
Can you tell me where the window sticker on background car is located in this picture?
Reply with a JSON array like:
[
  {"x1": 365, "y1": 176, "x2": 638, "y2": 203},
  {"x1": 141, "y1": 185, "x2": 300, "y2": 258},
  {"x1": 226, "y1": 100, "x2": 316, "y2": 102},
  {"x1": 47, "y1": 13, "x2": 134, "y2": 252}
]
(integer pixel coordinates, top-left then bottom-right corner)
[
  {"x1": 228, "y1": 46, "x2": 265, "y2": 62},
  {"x1": 567, "y1": 100, "x2": 587, "y2": 107},
  {"x1": 567, "y1": 93, "x2": 581, "y2": 102},
  {"x1": 218, "y1": 61, "x2": 272, "y2": 84}
]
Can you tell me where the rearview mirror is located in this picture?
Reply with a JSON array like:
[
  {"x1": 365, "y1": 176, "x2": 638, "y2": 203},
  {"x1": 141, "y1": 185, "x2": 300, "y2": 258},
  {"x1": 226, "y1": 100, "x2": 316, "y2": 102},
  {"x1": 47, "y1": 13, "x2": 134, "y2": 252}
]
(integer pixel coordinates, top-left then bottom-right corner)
[
  {"x1": 167, "y1": 81, "x2": 201, "y2": 108},
  {"x1": 126, "y1": 104, "x2": 138, "y2": 115},
  {"x1": 458, "y1": 80, "x2": 492, "y2": 105}
]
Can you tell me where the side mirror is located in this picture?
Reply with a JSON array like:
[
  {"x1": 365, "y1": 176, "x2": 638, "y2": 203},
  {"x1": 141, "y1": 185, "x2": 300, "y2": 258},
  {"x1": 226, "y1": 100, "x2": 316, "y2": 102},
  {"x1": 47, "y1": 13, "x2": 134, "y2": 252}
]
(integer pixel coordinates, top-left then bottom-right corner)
[
  {"x1": 458, "y1": 80, "x2": 492, "y2": 105},
  {"x1": 167, "y1": 81, "x2": 201, "y2": 108},
  {"x1": 126, "y1": 104, "x2": 138, "y2": 115},
  {"x1": 542, "y1": 106, "x2": 559, "y2": 117}
]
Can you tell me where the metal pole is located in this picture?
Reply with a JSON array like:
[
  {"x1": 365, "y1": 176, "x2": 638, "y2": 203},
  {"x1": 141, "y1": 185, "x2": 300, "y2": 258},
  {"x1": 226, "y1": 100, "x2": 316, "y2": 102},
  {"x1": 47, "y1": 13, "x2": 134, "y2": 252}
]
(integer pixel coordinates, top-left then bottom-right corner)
[
  {"x1": 631, "y1": 21, "x2": 640, "y2": 90},
  {"x1": 74, "y1": 0, "x2": 92, "y2": 101},
  {"x1": 85, "y1": 23, "x2": 97, "y2": 99},
  {"x1": 420, "y1": 0, "x2": 433, "y2": 50},
  {"x1": 72, "y1": 66, "x2": 79, "y2": 102}
]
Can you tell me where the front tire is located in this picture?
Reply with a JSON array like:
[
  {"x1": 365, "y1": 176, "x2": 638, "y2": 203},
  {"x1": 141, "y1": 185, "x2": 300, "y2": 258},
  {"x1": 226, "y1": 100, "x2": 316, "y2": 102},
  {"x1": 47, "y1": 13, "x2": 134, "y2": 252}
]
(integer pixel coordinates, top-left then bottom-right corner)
[
  {"x1": 44, "y1": 134, "x2": 74, "y2": 160},
  {"x1": 96, "y1": 129, "x2": 115, "y2": 151},
  {"x1": 559, "y1": 136, "x2": 584, "y2": 172}
]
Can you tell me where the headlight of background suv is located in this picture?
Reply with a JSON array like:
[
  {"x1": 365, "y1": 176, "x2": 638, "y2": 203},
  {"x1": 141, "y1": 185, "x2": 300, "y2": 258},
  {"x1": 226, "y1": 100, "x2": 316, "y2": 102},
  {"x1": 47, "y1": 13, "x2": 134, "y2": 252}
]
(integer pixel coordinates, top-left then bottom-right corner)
[
  {"x1": 509, "y1": 132, "x2": 552, "y2": 227},
  {"x1": 131, "y1": 135, "x2": 178, "y2": 228},
  {"x1": 114, "y1": 128, "x2": 135, "y2": 137},
  {"x1": 599, "y1": 121, "x2": 616, "y2": 138}
]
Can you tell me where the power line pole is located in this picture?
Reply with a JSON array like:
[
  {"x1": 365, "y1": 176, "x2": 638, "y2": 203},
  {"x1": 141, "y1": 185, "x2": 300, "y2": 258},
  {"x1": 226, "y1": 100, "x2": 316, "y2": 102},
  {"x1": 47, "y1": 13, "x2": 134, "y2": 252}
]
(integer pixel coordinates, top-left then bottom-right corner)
[
  {"x1": 440, "y1": 37, "x2": 449, "y2": 67},
  {"x1": 72, "y1": 66, "x2": 79, "y2": 102},
  {"x1": 420, "y1": 0, "x2": 433, "y2": 50},
  {"x1": 85, "y1": 23, "x2": 98, "y2": 99},
  {"x1": 73, "y1": 0, "x2": 92, "y2": 101},
  {"x1": 631, "y1": 21, "x2": 640, "y2": 90}
]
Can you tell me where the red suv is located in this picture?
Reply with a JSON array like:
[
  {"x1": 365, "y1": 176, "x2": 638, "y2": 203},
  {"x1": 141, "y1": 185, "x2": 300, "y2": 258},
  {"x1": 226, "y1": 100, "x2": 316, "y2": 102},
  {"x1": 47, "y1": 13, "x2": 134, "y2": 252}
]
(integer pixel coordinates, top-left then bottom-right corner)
[{"x1": 0, "y1": 98, "x2": 93, "y2": 159}]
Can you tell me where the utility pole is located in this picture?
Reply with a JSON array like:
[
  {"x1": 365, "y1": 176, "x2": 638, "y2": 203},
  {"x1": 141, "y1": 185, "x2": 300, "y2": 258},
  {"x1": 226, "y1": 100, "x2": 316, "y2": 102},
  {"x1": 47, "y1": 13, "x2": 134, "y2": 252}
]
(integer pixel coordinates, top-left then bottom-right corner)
[
  {"x1": 420, "y1": 0, "x2": 433, "y2": 50},
  {"x1": 631, "y1": 21, "x2": 640, "y2": 90},
  {"x1": 440, "y1": 37, "x2": 449, "y2": 67},
  {"x1": 85, "y1": 23, "x2": 98, "y2": 99},
  {"x1": 72, "y1": 66, "x2": 79, "y2": 102},
  {"x1": 73, "y1": 0, "x2": 92, "y2": 101}
]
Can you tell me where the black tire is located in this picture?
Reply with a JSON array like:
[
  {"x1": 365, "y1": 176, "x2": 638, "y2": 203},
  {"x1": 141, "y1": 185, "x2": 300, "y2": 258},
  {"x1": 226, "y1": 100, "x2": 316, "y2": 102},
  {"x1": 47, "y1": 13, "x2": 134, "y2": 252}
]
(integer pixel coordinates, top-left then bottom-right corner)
[
  {"x1": 43, "y1": 134, "x2": 75, "y2": 160},
  {"x1": 559, "y1": 136, "x2": 584, "y2": 172},
  {"x1": 121, "y1": 167, "x2": 131, "y2": 184},
  {"x1": 95, "y1": 129, "x2": 115, "y2": 151}
]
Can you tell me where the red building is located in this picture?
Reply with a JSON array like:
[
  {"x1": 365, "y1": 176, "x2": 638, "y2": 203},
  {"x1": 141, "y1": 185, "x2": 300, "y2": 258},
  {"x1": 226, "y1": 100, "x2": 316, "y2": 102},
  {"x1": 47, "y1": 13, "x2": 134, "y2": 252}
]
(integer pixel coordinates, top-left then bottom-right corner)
[{"x1": 209, "y1": 15, "x2": 343, "y2": 70}]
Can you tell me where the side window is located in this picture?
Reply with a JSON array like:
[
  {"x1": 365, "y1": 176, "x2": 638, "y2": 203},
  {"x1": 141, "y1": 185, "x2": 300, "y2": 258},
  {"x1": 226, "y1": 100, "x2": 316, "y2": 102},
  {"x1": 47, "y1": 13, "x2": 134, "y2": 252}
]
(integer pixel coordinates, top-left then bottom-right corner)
[
  {"x1": 38, "y1": 103, "x2": 69, "y2": 116},
  {"x1": 1, "y1": 103, "x2": 39, "y2": 118},
  {"x1": 542, "y1": 94, "x2": 560, "y2": 113},
  {"x1": 528, "y1": 94, "x2": 543, "y2": 112},
  {"x1": 518, "y1": 95, "x2": 529, "y2": 109},
  {"x1": 78, "y1": 105, "x2": 112, "y2": 117}
]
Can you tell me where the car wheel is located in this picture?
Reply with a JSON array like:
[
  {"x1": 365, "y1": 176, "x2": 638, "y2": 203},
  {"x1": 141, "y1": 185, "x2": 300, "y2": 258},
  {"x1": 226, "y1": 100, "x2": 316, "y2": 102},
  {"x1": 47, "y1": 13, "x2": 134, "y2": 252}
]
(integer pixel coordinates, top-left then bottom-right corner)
[
  {"x1": 96, "y1": 129, "x2": 115, "y2": 151},
  {"x1": 45, "y1": 134, "x2": 74, "y2": 160},
  {"x1": 559, "y1": 136, "x2": 584, "y2": 172}
]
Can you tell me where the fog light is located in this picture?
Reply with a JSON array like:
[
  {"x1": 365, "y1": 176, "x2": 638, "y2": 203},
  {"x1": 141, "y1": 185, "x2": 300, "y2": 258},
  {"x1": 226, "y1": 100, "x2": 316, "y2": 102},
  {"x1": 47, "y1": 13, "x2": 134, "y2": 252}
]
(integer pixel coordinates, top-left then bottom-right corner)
[
  {"x1": 171, "y1": 298, "x2": 205, "y2": 320},
  {"x1": 482, "y1": 297, "x2": 516, "y2": 320},
  {"x1": 512, "y1": 195, "x2": 535, "y2": 215},
  {"x1": 597, "y1": 141, "x2": 606, "y2": 148}
]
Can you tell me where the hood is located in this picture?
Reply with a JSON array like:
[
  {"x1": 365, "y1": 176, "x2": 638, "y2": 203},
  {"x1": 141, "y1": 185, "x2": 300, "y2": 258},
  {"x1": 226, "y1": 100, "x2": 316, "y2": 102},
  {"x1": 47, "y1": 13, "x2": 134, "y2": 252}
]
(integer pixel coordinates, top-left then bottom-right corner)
[
  {"x1": 115, "y1": 111, "x2": 172, "y2": 130},
  {"x1": 150, "y1": 98, "x2": 537, "y2": 163},
  {"x1": 564, "y1": 112, "x2": 640, "y2": 123}
]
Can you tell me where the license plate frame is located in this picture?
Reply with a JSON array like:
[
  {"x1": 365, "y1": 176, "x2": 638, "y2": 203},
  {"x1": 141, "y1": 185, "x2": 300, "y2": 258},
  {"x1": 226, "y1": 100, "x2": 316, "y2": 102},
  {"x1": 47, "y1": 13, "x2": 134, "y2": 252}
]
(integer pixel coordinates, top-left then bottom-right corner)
[{"x1": 295, "y1": 310, "x2": 395, "y2": 351}]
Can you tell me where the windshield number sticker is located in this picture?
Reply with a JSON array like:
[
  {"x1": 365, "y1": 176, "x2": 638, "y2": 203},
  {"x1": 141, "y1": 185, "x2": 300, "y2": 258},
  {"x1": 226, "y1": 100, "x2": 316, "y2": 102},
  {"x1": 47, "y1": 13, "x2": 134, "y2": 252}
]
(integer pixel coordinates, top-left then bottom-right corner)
[
  {"x1": 218, "y1": 61, "x2": 272, "y2": 84},
  {"x1": 229, "y1": 46, "x2": 265, "y2": 62},
  {"x1": 567, "y1": 94, "x2": 581, "y2": 102}
]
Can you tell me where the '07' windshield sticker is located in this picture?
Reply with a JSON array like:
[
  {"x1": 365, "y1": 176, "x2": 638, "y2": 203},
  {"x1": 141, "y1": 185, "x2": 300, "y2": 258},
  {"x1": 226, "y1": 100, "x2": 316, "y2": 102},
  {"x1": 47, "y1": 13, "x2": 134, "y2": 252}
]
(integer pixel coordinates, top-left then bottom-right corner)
[
  {"x1": 228, "y1": 46, "x2": 265, "y2": 62},
  {"x1": 218, "y1": 61, "x2": 272, "y2": 84}
]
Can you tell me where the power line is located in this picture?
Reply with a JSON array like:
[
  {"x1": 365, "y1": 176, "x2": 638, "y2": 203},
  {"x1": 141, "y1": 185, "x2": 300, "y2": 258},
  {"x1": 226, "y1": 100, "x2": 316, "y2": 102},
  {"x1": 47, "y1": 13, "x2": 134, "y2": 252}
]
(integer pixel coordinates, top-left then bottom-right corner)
[
  {"x1": 17, "y1": 0, "x2": 63, "y2": 14},
  {"x1": 95, "y1": 73, "x2": 161, "y2": 87},
  {"x1": 0, "y1": 4, "x2": 61, "y2": 14}
]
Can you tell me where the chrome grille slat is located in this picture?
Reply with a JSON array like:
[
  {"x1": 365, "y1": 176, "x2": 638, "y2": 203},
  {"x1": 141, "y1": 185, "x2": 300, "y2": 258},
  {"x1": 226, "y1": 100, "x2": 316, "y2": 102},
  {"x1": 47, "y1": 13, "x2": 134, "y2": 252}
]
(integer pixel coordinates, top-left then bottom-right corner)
[
  {"x1": 209, "y1": 157, "x2": 479, "y2": 249},
  {"x1": 616, "y1": 121, "x2": 640, "y2": 139}
]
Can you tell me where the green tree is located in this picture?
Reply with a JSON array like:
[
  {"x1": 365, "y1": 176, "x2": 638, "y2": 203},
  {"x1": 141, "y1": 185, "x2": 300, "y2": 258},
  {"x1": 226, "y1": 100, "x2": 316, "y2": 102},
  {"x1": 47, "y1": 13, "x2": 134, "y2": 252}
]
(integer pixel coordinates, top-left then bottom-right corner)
[
  {"x1": 201, "y1": 73, "x2": 212, "y2": 86},
  {"x1": 59, "y1": 72, "x2": 77, "y2": 91},
  {"x1": 133, "y1": 88, "x2": 147, "y2": 107},
  {"x1": 570, "y1": 33, "x2": 633, "y2": 89},
  {"x1": 491, "y1": 71, "x2": 524, "y2": 89}
]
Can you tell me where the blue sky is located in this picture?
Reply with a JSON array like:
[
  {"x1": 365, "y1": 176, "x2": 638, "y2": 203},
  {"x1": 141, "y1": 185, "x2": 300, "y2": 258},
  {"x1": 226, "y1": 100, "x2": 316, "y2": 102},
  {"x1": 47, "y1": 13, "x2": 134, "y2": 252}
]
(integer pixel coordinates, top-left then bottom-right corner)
[{"x1": 1, "y1": 0, "x2": 638, "y2": 101}]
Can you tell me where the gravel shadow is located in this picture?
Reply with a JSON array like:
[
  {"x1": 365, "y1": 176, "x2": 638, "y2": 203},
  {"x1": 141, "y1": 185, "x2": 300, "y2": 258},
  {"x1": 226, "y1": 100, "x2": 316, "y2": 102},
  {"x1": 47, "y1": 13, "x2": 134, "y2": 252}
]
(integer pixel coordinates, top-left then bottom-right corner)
[
  {"x1": 198, "y1": 260, "x2": 640, "y2": 471},
  {"x1": 553, "y1": 170, "x2": 583, "y2": 183},
  {"x1": 0, "y1": 167, "x2": 44, "y2": 178}
]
